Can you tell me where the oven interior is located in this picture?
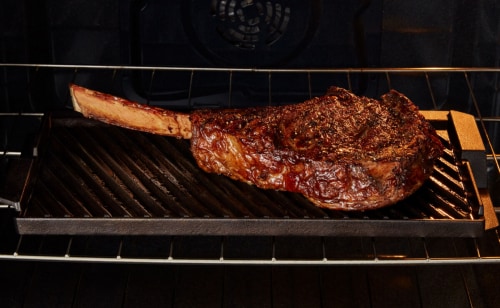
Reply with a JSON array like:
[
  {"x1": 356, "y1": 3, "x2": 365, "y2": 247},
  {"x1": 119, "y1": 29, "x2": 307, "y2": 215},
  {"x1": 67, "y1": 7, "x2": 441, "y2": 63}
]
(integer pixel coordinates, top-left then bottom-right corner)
[{"x1": 1, "y1": 0, "x2": 500, "y2": 307}]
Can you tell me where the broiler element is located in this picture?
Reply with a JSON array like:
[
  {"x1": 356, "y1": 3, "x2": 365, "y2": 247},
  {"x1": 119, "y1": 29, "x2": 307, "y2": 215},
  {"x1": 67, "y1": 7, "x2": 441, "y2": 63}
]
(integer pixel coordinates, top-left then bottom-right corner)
[{"x1": 70, "y1": 84, "x2": 443, "y2": 211}]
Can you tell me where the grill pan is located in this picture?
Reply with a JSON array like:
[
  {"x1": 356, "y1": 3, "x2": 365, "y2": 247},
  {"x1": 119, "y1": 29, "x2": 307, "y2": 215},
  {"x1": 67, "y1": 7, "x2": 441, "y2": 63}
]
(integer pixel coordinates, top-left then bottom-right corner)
[{"x1": 8, "y1": 109, "x2": 497, "y2": 237}]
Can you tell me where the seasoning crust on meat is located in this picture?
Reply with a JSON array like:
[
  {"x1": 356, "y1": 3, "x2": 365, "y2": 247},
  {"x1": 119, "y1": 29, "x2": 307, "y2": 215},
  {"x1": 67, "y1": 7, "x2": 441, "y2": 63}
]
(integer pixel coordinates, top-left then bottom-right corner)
[
  {"x1": 71, "y1": 84, "x2": 443, "y2": 211},
  {"x1": 190, "y1": 87, "x2": 443, "y2": 210}
]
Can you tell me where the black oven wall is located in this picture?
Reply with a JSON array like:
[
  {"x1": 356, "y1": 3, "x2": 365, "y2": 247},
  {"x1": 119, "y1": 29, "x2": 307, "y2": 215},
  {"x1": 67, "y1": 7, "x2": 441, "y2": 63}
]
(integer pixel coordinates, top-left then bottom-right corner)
[{"x1": 2, "y1": 0, "x2": 499, "y2": 110}]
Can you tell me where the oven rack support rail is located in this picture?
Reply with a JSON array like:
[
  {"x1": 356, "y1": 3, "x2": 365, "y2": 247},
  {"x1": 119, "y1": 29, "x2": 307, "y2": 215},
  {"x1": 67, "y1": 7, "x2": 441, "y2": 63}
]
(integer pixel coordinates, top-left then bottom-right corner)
[{"x1": 1, "y1": 231, "x2": 500, "y2": 265}]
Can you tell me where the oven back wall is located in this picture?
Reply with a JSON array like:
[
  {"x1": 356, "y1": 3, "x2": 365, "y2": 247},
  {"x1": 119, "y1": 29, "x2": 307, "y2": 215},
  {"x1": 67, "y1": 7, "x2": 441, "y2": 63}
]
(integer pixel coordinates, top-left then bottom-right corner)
[{"x1": 2, "y1": 1, "x2": 499, "y2": 110}]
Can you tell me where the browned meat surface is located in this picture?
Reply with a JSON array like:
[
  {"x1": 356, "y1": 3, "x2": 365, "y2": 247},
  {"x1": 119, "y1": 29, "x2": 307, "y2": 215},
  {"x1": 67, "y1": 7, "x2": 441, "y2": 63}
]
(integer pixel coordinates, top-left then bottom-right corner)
[
  {"x1": 190, "y1": 87, "x2": 443, "y2": 210},
  {"x1": 71, "y1": 84, "x2": 443, "y2": 211}
]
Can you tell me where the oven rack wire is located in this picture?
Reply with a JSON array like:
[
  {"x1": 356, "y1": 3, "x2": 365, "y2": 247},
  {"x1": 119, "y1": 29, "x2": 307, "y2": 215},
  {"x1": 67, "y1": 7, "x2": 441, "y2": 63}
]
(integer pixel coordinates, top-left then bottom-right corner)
[
  {"x1": 1, "y1": 64, "x2": 500, "y2": 264},
  {"x1": 1, "y1": 231, "x2": 500, "y2": 265}
]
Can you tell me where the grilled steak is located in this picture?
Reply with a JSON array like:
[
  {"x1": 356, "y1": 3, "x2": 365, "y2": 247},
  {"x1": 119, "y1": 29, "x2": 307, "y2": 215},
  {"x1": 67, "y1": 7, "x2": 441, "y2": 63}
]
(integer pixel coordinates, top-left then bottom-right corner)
[{"x1": 71, "y1": 84, "x2": 443, "y2": 211}]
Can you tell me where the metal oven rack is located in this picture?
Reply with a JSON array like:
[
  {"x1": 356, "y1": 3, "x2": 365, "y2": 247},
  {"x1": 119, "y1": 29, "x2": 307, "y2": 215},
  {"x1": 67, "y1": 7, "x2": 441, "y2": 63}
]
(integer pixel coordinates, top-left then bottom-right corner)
[
  {"x1": 0, "y1": 64, "x2": 499, "y2": 265},
  {"x1": 1, "y1": 232, "x2": 500, "y2": 265}
]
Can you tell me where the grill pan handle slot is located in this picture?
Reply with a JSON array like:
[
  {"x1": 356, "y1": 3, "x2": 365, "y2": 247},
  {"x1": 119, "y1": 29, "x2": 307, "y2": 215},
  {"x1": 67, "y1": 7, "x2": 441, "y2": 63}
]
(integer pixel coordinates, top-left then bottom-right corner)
[{"x1": 447, "y1": 110, "x2": 487, "y2": 189}]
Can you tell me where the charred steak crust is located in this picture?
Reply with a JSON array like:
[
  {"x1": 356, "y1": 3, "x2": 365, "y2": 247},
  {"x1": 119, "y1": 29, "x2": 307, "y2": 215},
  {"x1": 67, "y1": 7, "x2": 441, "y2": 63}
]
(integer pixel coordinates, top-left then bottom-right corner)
[{"x1": 190, "y1": 87, "x2": 443, "y2": 211}]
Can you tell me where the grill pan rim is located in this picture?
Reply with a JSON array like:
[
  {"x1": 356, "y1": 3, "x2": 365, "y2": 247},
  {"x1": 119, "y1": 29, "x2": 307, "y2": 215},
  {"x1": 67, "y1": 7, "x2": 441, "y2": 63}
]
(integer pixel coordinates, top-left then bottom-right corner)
[{"x1": 10, "y1": 110, "x2": 495, "y2": 237}]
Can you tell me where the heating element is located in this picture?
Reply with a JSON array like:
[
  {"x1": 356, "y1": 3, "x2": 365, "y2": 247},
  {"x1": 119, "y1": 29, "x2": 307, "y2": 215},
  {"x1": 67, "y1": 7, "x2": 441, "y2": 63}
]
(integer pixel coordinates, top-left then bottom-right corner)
[{"x1": 0, "y1": 64, "x2": 500, "y2": 265}]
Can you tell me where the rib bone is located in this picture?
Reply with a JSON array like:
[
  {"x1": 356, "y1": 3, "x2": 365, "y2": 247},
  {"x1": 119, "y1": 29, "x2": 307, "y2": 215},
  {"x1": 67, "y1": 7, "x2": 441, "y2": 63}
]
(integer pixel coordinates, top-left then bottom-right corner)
[{"x1": 70, "y1": 84, "x2": 192, "y2": 138}]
